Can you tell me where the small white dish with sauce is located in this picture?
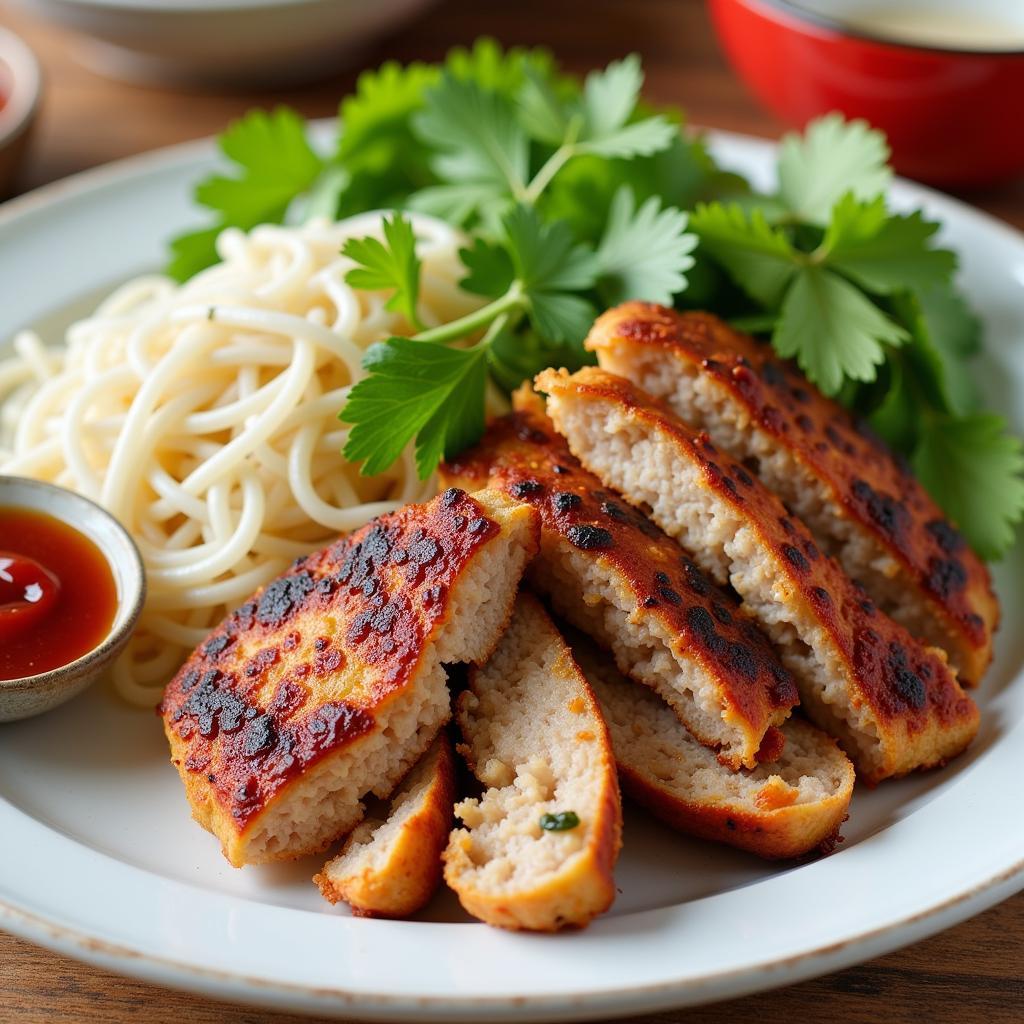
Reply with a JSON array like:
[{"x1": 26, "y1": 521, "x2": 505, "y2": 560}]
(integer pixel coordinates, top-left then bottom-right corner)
[{"x1": 0, "y1": 476, "x2": 145, "y2": 722}]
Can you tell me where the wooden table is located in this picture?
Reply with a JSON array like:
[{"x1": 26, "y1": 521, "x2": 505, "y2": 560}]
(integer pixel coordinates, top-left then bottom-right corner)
[{"x1": 1, "y1": 1, "x2": 1022, "y2": 1021}]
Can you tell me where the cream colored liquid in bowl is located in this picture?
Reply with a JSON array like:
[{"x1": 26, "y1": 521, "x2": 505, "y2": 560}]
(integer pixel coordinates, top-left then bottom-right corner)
[{"x1": 840, "y1": 7, "x2": 1024, "y2": 51}]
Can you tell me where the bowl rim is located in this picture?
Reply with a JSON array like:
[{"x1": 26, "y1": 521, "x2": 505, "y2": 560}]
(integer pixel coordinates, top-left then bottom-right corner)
[
  {"x1": 736, "y1": 0, "x2": 1024, "y2": 58},
  {"x1": 0, "y1": 27, "x2": 42, "y2": 150},
  {"x1": 0, "y1": 476, "x2": 146, "y2": 692}
]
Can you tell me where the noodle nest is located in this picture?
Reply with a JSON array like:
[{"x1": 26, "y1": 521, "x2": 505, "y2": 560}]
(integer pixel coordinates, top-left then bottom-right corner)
[{"x1": 0, "y1": 213, "x2": 482, "y2": 706}]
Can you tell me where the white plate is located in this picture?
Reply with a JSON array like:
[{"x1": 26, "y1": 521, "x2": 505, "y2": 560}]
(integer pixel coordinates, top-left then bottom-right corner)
[{"x1": 0, "y1": 130, "x2": 1022, "y2": 1022}]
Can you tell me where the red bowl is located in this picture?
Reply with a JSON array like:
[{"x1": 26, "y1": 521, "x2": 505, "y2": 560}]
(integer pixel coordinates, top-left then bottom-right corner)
[{"x1": 709, "y1": 0, "x2": 1024, "y2": 187}]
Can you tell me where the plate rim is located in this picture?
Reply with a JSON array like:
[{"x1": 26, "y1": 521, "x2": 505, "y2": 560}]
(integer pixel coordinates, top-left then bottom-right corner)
[{"x1": 1, "y1": 125, "x2": 1023, "y2": 1022}]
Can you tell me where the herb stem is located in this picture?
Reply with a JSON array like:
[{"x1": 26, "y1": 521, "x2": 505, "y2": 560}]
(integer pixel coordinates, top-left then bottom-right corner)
[
  {"x1": 412, "y1": 284, "x2": 526, "y2": 346},
  {"x1": 524, "y1": 146, "x2": 575, "y2": 205},
  {"x1": 523, "y1": 117, "x2": 583, "y2": 205}
]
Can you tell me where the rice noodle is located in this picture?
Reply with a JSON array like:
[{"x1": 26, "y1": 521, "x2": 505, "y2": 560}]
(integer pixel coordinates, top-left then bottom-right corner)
[{"x1": 0, "y1": 212, "x2": 483, "y2": 707}]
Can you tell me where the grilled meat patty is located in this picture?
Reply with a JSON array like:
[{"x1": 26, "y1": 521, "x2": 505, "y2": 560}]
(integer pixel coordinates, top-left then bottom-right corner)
[
  {"x1": 160, "y1": 487, "x2": 539, "y2": 867},
  {"x1": 570, "y1": 630, "x2": 854, "y2": 859},
  {"x1": 539, "y1": 367, "x2": 979, "y2": 783},
  {"x1": 314, "y1": 733, "x2": 455, "y2": 918},
  {"x1": 445, "y1": 593, "x2": 622, "y2": 931},
  {"x1": 586, "y1": 303, "x2": 998, "y2": 686},
  {"x1": 441, "y1": 393, "x2": 799, "y2": 771}
]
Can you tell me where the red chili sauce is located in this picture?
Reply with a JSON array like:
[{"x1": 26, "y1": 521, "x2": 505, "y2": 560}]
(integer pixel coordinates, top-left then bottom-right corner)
[{"x1": 0, "y1": 507, "x2": 118, "y2": 681}]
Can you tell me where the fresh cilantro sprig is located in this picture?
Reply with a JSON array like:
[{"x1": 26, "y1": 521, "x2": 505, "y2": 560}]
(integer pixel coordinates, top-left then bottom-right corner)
[
  {"x1": 690, "y1": 115, "x2": 1022, "y2": 557},
  {"x1": 341, "y1": 213, "x2": 424, "y2": 330},
  {"x1": 168, "y1": 45, "x2": 1023, "y2": 558},
  {"x1": 340, "y1": 207, "x2": 606, "y2": 478}
]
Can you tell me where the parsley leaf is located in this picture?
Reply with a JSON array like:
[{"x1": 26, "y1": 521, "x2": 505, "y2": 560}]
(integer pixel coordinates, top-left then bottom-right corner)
[
  {"x1": 777, "y1": 113, "x2": 892, "y2": 224},
  {"x1": 596, "y1": 187, "x2": 696, "y2": 305},
  {"x1": 517, "y1": 66, "x2": 575, "y2": 145},
  {"x1": 689, "y1": 202, "x2": 798, "y2": 307},
  {"x1": 199, "y1": 108, "x2": 324, "y2": 227},
  {"x1": 341, "y1": 339, "x2": 488, "y2": 479},
  {"x1": 577, "y1": 55, "x2": 676, "y2": 158},
  {"x1": 503, "y1": 205, "x2": 598, "y2": 343},
  {"x1": 167, "y1": 226, "x2": 224, "y2": 283},
  {"x1": 445, "y1": 37, "x2": 558, "y2": 95},
  {"x1": 775, "y1": 266, "x2": 907, "y2": 395},
  {"x1": 342, "y1": 213, "x2": 423, "y2": 330},
  {"x1": 413, "y1": 73, "x2": 529, "y2": 210},
  {"x1": 167, "y1": 108, "x2": 324, "y2": 280},
  {"x1": 912, "y1": 414, "x2": 1024, "y2": 560},
  {"x1": 823, "y1": 194, "x2": 956, "y2": 295},
  {"x1": 459, "y1": 237, "x2": 515, "y2": 298}
]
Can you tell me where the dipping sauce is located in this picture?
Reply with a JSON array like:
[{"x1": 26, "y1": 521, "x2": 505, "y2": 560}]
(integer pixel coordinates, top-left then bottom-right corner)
[{"x1": 0, "y1": 507, "x2": 117, "y2": 680}]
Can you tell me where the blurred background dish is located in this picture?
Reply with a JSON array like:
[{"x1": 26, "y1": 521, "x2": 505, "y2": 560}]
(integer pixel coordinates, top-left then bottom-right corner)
[
  {"x1": 0, "y1": 26, "x2": 40, "y2": 197},
  {"x1": 709, "y1": 0, "x2": 1024, "y2": 187},
  {"x1": 9, "y1": 0, "x2": 440, "y2": 86}
]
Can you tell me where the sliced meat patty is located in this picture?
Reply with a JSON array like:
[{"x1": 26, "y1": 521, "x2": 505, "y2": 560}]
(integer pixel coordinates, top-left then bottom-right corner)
[
  {"x1": 441, "y1": 392, "x2": 799, "y2": 771},
  {"x1": 586, "y1": 302, "x2": 998, "y2": 686},
  {"x1": 160, "y1": 487, "x2": 539, "y2": 867},
  {"x1": 569, "y1": 628, "x2": 855, "y2": 859},
  {"x1": 540, "y1": 366, "x2": 979, "y2": 783}
]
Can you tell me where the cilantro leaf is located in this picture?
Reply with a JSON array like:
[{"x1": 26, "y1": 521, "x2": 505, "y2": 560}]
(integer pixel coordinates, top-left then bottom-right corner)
[
  {"x1": 407, "y1": 184, "x2": 511, "y2": 228},
  {"x1": 459, "y1": 238, "x2": 515, "y2": 298},
  {"x1": 332, "y1": 60, "x2": 438, "y2": 217},
  {"x1": 167, "y1": 226, "x2": 224, "y2": 283},
  {"x1": 529, "y1": 292, "x2": 598, "y2": 346},
  {"x1": 445, "y1": 38, "x2": 558, "y2": 96},
  {"x1": 487, "y1": 325, "x2": 587, "y2": 393},
  {"x1": 775, "y1": 266, "x2": 907, "y2": 395},
  {"x1": 689, "y1": 202, "x2": 799, "y2": 307},
  {"x1": 342, "y1": 213, "x2": 423, "y2": 330},
  {"x1": 596, "y1": 187, "x2": 696, "y2": 305},
  {"x1": 197, "y1": 108, "x2": 324, "y2": 229},
  {"x1": 341, "y1": 339, "x2": 488, "y2": 479},
  {"x1": 503, "y1": 205, "x2": 598, "y2": 342},
  {"x1": 778, "y1": 114, "x2": 891, "y2": 224},
  {"x1": 540, "y1": 130, "x2": 721, "y2": 245},
  {"x1": 517, "y1": 67, "x2": 575, "y2": 145},
  {"x1": 920, "y1": 282, "x2": 982, "y2": 358},
  {"x1": 503, "y1": 204, "x2": 598, "y2": 292},
  {"x1": 413, "y1": 73, "x2": 529, "y2": 210},
  {"x1": 577, "y1": 55, "x2": 676, "y2": 158},
  {"x1": 912, "y1": 414, "x2": 1024, "y2": 560},
  {"x1": 167, "y1": 108, "x2": 324, "y2": 280},
  {"x1": 823, "y1": 194, "x2": 956, "y2": 294}
]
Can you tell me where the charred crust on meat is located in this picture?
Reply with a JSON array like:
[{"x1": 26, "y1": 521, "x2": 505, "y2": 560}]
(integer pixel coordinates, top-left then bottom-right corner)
[
  {"x1": 928, "y1": 556, "x2": 967, "y2": 597},
  {"x1": 587, "y1": 307, "x2": 996, "y2": 681},
  {"x1": 567, "y1": 524, "x2": 614, "y2": 550},
  {"x1": 510, "y1": 478, "x2": 545, "y2": 498},
  {"x1": 781, "y1": 544, "x2": 810, "y2": 572},
  {"x1": 600, "y1": 500, "x2": 631, "y2": 522},
  {"x1": 926, "y1": 519, "x2": 966, "y2": 554},
  {"x1": 553, "y1": 491, "x2": 582, "y2": 513},
  {"x1": 445, "y1": 404, "x2": 801, "y2": 730},
  {"x1": 162, "y1": 487, "x2": 503, "y2": 829},
  {"x1": 850, "y1": 479, "x2": 910, "y2": 543}
]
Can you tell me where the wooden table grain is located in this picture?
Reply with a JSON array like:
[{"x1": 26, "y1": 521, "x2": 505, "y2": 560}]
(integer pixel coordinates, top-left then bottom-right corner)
[{"x1": 0, "y1": 1, "x2": 1021, "y2": 1022}]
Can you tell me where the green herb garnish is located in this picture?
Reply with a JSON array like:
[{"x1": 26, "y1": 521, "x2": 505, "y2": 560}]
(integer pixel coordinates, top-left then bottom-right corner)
[
  {"x1": 168, "y1": 42, "x2": 1024, "y2": 559},
  {"x1": 539, "y1": 811, "x2": 580, "y2": 832}
]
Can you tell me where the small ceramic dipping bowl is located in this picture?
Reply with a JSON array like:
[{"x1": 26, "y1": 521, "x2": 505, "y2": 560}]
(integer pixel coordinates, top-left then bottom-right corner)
[
  {"x1": 0, "y1": 26, "x2": 42, "y2": 198},
  {"x1": 709, "y1": 0, "x2": 1024, "y2": 187},
  {"x1": 0, "y1": 477, "x2": 145, "y2": 723}
]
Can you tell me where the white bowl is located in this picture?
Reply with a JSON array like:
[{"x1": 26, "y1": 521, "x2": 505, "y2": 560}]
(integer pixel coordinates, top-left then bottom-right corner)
[
  {"x1": 13, "y1": 0, "x2": 439, "y2": 86},
  {"x1": 0, "y1": 477, "x2": 145, "y2": 723}
]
